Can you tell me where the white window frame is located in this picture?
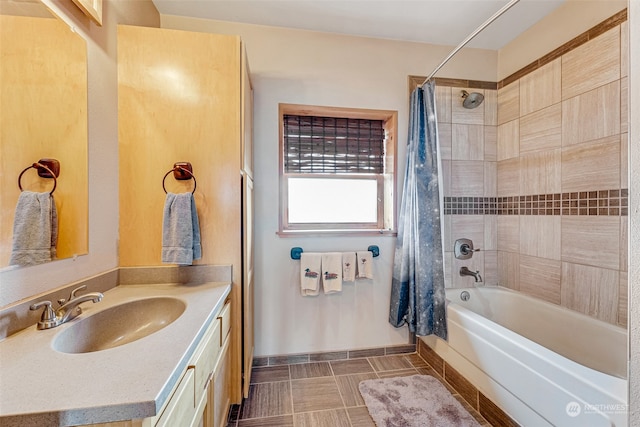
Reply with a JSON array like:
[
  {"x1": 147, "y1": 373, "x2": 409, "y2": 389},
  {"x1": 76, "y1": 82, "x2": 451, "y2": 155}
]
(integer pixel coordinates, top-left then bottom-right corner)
[{"x1": 278, "y1": 103, "x2": 398, "y2": 236}]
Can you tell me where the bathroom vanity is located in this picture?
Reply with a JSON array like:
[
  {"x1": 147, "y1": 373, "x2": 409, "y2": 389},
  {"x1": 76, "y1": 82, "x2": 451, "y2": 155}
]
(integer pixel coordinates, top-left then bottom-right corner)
[{"x1": 0, "y1": 278, "x2": 232, "y2": 427}]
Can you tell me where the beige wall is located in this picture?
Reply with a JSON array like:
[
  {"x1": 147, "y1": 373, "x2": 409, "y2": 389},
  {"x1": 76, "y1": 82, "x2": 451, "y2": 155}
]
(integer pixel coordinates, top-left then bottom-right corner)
[
  {"x1": 0, "y1": 0, "x2": 160, "y2": 307},
  {"x1": 495, "y1": 23, "x2": 627, "y2": 326},
  {"x1": 498, "y1": 0, "x2": 627, "y2": 80},
  {"x1": 162, "y1": 14, "x2": 498, "y2": 357}
]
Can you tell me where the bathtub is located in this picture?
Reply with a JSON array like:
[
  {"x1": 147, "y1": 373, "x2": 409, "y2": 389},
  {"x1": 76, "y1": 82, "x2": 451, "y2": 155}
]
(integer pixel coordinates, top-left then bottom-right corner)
[{"x1": 420, "y1": 286, "x2": 628, "y2": 427}]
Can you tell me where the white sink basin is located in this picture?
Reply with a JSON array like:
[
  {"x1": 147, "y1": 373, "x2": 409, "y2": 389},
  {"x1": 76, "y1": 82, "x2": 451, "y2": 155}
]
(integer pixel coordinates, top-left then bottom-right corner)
[{"x1": 53, "y1": 297, "x2": 186, "y2": 354}]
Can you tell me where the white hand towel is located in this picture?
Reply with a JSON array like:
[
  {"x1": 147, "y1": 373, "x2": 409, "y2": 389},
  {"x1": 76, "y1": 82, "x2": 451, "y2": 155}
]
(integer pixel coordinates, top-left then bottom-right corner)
[
  {"x1": 357, "y1": 251, "x2": 374, "y2": 279},
  {"x1": 300, "y1": 253, "x2": 322, "y2": 296},
  {"x1": 9, "y1": 191, "x2": 58, "y2": 266},
  {"x1": 321, "y1": 252, "x2": 343, "y2": 294},
  {"x1": 342, "y1": 252, "x2": 356, "y2": 282},
  {"x1": 162, "y1": 192, "x2": 202, "y2": 265}
]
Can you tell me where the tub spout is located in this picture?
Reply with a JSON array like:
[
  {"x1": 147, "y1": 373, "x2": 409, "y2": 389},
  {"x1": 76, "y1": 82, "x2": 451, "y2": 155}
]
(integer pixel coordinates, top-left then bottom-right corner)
[{"x1": 460, "y1": 266, "x2": 482, "y2": 283}]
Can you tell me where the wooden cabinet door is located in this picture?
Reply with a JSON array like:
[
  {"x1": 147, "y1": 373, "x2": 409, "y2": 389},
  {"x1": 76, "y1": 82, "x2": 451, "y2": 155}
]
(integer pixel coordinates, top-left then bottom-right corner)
[
  {"x1": 156, "y1": 368, "x2": 196, "y2": 427},
  {"x1": 241, "y1": 47, "x2": 254, "y2": 179},
  {"x1": 213, "y1": 338, "x2": 231, "y2": 427},
  {"x1": 242, "y1": 173, "x2": 254, "y2": 399}
]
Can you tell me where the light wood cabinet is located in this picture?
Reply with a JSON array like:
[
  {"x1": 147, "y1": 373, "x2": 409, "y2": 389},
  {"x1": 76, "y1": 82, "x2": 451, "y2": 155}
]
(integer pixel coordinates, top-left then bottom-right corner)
[
  {"x1": 156, "y1": 368, "x2": 195, "y2": 427},
  {"x1": 212, "y1": 336, "x2": 231, "y2": 427},
  {"x1": 241, "y1": 50, "x2": 255, "y2": 399},
  {"x1": 86, "y1": 300, "x2": 231, "y2": 427},
  {"x1": 118, "y1": 25, "x2": 254, "y2": 404}
]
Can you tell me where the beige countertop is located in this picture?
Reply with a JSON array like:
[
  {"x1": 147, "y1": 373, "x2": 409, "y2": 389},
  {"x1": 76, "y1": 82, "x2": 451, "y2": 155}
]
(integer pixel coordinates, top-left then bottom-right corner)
[{"x1": 0, "y1": 281, "x2": 231, "y2": 426}]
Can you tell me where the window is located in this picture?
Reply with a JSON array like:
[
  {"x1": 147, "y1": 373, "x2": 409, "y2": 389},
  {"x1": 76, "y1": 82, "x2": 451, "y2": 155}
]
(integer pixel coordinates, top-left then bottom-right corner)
[{"x1": 279, "y1": 104, "x2": 397, "y2": 235}]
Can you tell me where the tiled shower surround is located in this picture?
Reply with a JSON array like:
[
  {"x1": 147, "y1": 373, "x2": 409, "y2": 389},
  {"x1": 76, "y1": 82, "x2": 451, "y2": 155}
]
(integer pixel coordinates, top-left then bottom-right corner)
[{"x1": 436, "y1": 10, "x2": 628, "y2": 328}]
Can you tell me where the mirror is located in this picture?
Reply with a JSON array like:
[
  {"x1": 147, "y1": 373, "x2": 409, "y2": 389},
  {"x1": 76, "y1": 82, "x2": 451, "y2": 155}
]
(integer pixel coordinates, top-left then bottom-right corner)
[{"x1": 0, "y1": 0, "x2": 88, "y2": 268}]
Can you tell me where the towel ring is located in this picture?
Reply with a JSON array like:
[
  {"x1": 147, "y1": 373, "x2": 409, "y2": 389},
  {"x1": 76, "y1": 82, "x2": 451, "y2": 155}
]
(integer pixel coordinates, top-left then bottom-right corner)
[
  {"x1": 18, "y1": 162, "x2": 58, "y2": 195},
  {"x1": 162, "y1": 166, "x2": 196, "y2": 194}
]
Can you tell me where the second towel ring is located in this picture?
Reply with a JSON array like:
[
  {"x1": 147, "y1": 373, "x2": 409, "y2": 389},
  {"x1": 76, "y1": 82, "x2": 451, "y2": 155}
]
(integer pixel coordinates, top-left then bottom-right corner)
[
  {"x1": 18, "y1": 160, "x2": 59, "y2": 195},
  {"x1": 162, "y1": 165, "x2": 197, "y2": 194}
]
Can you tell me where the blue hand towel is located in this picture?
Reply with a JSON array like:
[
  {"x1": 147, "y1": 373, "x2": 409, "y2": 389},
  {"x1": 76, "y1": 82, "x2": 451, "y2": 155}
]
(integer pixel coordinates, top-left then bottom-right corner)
[
  {"x1": 9, "y1": 191, "x2": 58, "y2": 266},
  {"x1": 162, "y1": 192, "x2": 201, "y2": 265}
]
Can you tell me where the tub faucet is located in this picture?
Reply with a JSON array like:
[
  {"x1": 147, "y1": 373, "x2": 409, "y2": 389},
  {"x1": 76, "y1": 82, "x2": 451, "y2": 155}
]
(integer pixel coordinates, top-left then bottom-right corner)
[
  {"x1": 460, "y1": 266, "x2": 483, "y2": 283},
  {"x1": 29, "y1": 285, "x2": 103, "y2": 330}
]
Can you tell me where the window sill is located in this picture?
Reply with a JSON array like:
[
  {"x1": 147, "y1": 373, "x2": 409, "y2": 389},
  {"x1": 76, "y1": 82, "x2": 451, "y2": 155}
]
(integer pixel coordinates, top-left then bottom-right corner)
[{"x1": 277, "y1": 229, "x2": 397, "y2": 238}]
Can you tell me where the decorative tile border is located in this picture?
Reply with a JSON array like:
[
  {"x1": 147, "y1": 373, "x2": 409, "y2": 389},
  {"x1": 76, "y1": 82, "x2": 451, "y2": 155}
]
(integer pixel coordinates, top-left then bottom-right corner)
[
  {"x1": 498, "y1": 8, "x2": 627, "y2": 88},
  {"x1": 446, "y1": 196, "x2": 497, "y2": 215},
  {"x1": 407, "y1": 75, "x2": 496, "y2": 91},
  {"x1": 409, "y1": 10, "x2": 627, "y2": 92},
  {"x1": 252, "y1": 344, "x2": 416, "y2": 367},
  {"x1": 444, "y1": 189, "x2": 628, "y2": 216}
]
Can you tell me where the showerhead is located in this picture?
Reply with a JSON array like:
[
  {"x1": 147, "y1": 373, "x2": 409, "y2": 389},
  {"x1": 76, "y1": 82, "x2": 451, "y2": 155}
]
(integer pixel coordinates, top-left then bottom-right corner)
[{"x1": 461, "y1": 90, "x2": 484, "y2": 109}]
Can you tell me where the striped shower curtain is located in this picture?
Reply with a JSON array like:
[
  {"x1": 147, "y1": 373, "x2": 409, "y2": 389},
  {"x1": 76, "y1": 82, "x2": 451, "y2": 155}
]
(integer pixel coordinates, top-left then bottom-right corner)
[{"x1": 389, "y1": 80, "x2": 447, "y2": 340}]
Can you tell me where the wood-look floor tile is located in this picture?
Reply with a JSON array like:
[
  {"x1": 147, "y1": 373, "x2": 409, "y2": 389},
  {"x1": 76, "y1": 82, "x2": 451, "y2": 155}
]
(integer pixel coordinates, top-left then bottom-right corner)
[
  {"x1": 237, "y1": 415, "x2": 294, "y2": 427},
  {"x1": 330, "y1": 358, "x2": 374, "y2": 376},
  {"x1": 376, "y1": 368, "x2": 419, "y2": 379},
  {"x1": 454, "y1": 393, "x2": 491, "y2": 426},
  {"x1": 289, "y1": 361, "x2": 332, "y2": 380},
  {"x1": 228, "y1": 403, "x2": 241, "y2": 421},
  {"x1": 268, "y1": 354, "x2": 309, "y2": 366},
  {"x1": 347, "y1": 406, "x2": 376, "y2": 427},
  {"x1": 240, "y1": 381, "x2": 292, "y2": 419},
  {"x1": 335, "y1": 372, "x2": 378, "y2": 407},
  {"x1": 444, "y1": 363, "x2": 479, "y2": 409},
  {"x1": 348, "y1": 347, "x2": 385, "y2": 358},
  {"x1": 479, "y1": 392, "x2": 520, "y2": 427},
  {"x1": 309, "y1": 351, "x2": 349, "y2": 362},
  {"x1": 250, "y1": 365, "x2": 290, "y2": 384},
  {"x1": 416, "y1": 366, "x2": 457, "y2": 395},
  {"x1": 252, "y1": 357, "x2": 268, "y2": 367},
  {"x1": 368, "y1": 355, "x2": 414, "y2": 372},
  {"x1": 293, "y1": 408, "x2": 351, "y2": 427},
  {"x1": 418, "y1": 343, "x2": 444, "y2": 376},
  {"x1": 291, "y1": 377, "x2": 344, "y2": 413},
  {"x1": 404, "y1": 353, "x2": 428, "y2": 368},
  {"x1": 384, "y1": 344, "x2": 416, "y2": 355}
]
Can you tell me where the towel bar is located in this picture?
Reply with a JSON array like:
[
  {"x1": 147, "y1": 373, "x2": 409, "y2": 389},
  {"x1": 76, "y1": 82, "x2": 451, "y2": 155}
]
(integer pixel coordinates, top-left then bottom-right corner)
[
  {"x1": 163, "y1": 162, "x2": 197, "y2": 194},
  {"x1": 291, "y1": 245, "x2": 380, "y2": 260},
  {"x1": 18, "y1": 159, "x2": 60, "y2": 195}
]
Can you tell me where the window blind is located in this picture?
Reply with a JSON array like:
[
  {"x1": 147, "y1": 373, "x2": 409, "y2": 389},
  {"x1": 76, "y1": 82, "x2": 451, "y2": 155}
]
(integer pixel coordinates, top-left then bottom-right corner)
[{"x1": 283, "y1": 115, "x2": 385, "y2": 174}]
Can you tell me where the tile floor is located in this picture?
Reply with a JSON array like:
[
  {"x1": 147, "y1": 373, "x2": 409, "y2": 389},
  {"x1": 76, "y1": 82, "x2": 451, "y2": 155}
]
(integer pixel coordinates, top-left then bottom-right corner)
[{"x1": 226, "y1": 353, "x2": 492, "y2": 426}]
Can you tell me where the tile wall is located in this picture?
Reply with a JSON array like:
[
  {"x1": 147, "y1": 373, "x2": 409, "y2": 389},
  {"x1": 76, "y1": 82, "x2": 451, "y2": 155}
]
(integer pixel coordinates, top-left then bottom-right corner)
[
  {"x1": 438, "y1": 15, "x2": 628, "y2": 328},
  {"x1": 437, "y1": 84, "x2": 499, "y2": 288},
  {"x1": 494, "y1": 22, "x2": 628, "y2": 327}
]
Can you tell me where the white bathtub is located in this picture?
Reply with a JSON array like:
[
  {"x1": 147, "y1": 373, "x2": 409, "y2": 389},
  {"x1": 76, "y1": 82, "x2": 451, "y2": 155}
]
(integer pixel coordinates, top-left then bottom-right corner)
[{"x1": 420, "y1": 286, "x2": 628, "y2": 427}]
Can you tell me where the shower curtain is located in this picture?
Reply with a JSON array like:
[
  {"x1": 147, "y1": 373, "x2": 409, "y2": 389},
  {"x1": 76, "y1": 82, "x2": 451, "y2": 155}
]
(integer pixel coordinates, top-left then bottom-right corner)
[{"x1": 389, "y1": 81, "x2": 447, "y2": 340}]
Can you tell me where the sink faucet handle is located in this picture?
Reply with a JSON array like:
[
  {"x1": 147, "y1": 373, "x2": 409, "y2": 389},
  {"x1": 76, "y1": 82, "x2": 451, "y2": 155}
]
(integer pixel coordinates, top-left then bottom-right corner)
[
  {"x1": 30, "y1": 301, "x2": 59, "y2": 329},
  {"x1": 70, "y1": 285, "x2": 87, "y2": 299}
]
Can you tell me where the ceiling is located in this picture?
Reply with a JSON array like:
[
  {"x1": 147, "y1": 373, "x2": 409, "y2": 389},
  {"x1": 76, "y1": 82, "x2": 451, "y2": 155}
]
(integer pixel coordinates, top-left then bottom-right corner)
[{"x1": 152, "y1": 0, "x2": 567, "y2": 50}]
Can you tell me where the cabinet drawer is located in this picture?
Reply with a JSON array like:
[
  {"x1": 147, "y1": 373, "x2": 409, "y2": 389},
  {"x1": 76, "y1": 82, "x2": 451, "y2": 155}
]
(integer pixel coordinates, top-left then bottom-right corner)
[
  {"x1": 212, "y1": 338, "x2": 231, "y2": 427},
  {"x1": 218, "y1": 301, "x2": 231, "y2": 345},
  {"x1": 191, "y1": 318, "x2": 221, "y2": 403},
  {"x1": 156, "y1": 368, "x2": 195, "y2": 427}
]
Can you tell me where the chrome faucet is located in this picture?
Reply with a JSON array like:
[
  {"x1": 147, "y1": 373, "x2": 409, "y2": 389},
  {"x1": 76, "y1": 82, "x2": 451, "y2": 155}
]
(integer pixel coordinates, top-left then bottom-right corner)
[
  {"x1": 460, "y1": 266, "x2": 483, "y2": 283},
  {"x1": 30, "y1": 285, "x2": 103, "y2": 330}
]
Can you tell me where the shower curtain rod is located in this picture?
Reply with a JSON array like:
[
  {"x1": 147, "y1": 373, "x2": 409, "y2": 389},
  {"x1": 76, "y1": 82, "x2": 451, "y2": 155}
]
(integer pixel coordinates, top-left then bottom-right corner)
[{"x1": 421, "y1": 0, "x2": 521, "y2": 86}]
